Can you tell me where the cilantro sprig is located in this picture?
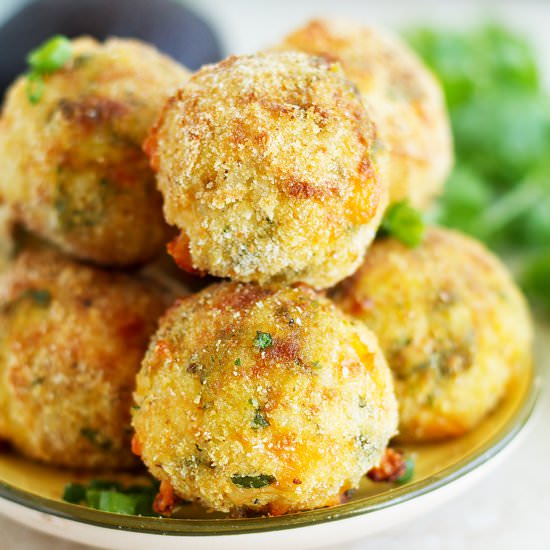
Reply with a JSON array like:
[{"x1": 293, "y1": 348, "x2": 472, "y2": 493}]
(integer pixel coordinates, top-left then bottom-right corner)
[{"x1": 406, "y1": 24, "x2": 550, "y2": 316}]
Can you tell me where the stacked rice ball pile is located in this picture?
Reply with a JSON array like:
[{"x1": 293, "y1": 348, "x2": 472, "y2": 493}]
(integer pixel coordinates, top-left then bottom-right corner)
[
  {"x1": 0, "y1": 19, "x2": 532, "y2": 517},
  {"x1": 0, "y1": 37, "x2": 190, "y2": 470}
]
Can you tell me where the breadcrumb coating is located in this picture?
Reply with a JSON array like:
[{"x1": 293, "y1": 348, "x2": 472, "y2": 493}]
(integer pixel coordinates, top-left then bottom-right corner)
[
  {"x1": 133, "y1": 282, "x2": 397, "y2": 513},
  {"x1": 146, "y1": 52, "x2": 388, "y2": 289},
  {"x1": 0, "y1": 246, "x2": 174, "y2": 469},
  {"x1": 276, "y1": 19, "x2": 453, "y2": 209},
  {"x1": 335, "y1": 228, "x2": 533, "y2": 441}
]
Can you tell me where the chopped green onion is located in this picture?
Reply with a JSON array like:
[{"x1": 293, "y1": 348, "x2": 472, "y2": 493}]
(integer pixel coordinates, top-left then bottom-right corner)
[
  {"x1": 62, "y1": 483, "x2": 86, "y2": 504},
  {"x1": 381, "y1": 200, "x2": 425, "y2": 248},
  {"x1": 253, "y1": 331, "x2": 273, "y2": 350},
  {"x1": 234, "y1": 358, "x2": 242, "y2": 366},
  {"x1": 84, "y1": 488, "x2": 102, "y2": 510},
  {"x1": 87, "y1": 479, "x2": 122, "y2": 491},
  {"x1": 27, "y1": 35, "x2": 72, "y2": 74},
  {"x1": 25, "y1": 35, "x2": 72, "y2": 104},
  {"x1": 396, "y1": 457, "x2": 415, "y2": 484},
  {"x1": 97, "y1": 491, "x2": 141, "y2": 515},
  {"x1": 26, "y1": 72, "x2": 44, "y2": 104},
  {"x1": 63, "y1": 479, "x2": 158, "y2": 516},
  {"x1": 231, "y1": 474, "x2": 275, "y2": 489}
]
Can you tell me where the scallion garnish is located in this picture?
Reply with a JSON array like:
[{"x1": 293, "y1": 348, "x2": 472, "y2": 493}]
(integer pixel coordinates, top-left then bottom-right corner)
[
  {"x1": 25, "y1": 35, "x2": 72, "y2": 104},
  {"x1": 62, "y1": 478, "x2": 159, "y2": 516},
  {"x1": 27, "y1": 35, "x2": 72, "y2": 74},
  {"x1": 380, "y1": 200, "x2": 425, "y2": 248}
]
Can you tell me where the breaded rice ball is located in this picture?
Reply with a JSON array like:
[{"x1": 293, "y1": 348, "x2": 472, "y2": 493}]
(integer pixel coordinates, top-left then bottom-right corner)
[
  {"x1": 132, "y1": 283, "x2": 397, "y2": 514},
  {"x1": 276, "y1": 19, "x2": 453, "y2": 209},
  {"x1": 335, "y1": 228, "x2": 533, "y2": 442},
  {"x1": 0, "y1": 246, "x2": 173, "y2": 469},
  {"x1": 0, "y1": 37, "x2": 189, "y2": 266},
  {"x1": 145, "y1": 52, "x2": 387, "y2": 289}
]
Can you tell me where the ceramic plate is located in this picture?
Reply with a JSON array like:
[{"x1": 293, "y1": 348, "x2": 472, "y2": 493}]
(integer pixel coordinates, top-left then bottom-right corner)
[{"x1": 0, "y1": 339, "x2": 538, "y2": 550}]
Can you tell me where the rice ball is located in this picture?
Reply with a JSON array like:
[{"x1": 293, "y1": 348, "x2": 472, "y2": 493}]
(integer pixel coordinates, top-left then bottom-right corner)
[
  {"x1": 145, "y1": 52, "x2": 387, "y2": 289},
  {"x1": 132, "y1": 282, "x2": 397, "y2": 513},
  {"x1": 335, "y1": 227, "x2": 533, "y2": 441}
]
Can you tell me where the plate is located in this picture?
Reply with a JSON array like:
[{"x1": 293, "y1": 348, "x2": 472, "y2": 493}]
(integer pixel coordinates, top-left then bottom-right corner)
[{"x1": 0, "y1": 341, "x2": 539, "y2": 550}]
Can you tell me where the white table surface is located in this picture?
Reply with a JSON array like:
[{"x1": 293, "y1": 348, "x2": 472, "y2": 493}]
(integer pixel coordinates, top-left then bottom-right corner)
[{"x1": 1, "y1": 1, "x2": 549, "y2": 548}]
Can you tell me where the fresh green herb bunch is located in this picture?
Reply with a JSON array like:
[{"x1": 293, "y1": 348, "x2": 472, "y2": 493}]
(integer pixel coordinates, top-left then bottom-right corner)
[{"x1": 406, "y1": 24, "x2": 550, "y2": 316}]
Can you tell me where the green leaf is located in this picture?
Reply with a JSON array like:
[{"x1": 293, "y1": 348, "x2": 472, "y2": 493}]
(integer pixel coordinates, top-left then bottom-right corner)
[
  {"x1": 405, "y1": 25, "x2": 540, "y2": 109},
  {"x1": 406, "y1": 22, "x2": 550, "y2": 316},
  {"x1": 473, "y1": 24, "x2": 539, "y2": 92},
  {"x1": 432, "y1": 166, "x2": 493, "y2": 240},
  {"x1": 381, "y1": 200, "x2": 425, "y2": 248},
  {"x1": 253, "y1": 331, "x2": 273, "y2": 350},
  {"x1": 520, "y1": 251, "x2": 550, "y2": 315},
  {"x1": 405, "y1": 28, "x2": 478, "y2": 108},
  {"x1": 27, "y1": 35, "x2": 72, "y2": 74},
  {"x1": 451, "y1": 91, "x2": 550, "y2": 187},
  {"x1": 231, "y1": 474, "x2": 275, "y2": 489}
]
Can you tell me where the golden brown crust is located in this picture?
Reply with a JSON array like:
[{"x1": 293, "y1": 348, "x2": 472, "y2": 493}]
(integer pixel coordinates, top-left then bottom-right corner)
[
  {"x1": 0, "y1": 246, "x2": 175, "y2": 469},
  {"x1": 0, "y1": 37, "x2": 189, "y2": 266},
  {"x1": 147, "y1": 52, "x2": 388, "y2": 289},
  {"x1": 275, "y1": 18, "x2": 453, "y2": 209},
  {"x1": 335, "y1": 227, "x2": 533, "y2": 442},
  {"x1": 133, "y1": 282, "x2": 397, "y2": 513}
]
